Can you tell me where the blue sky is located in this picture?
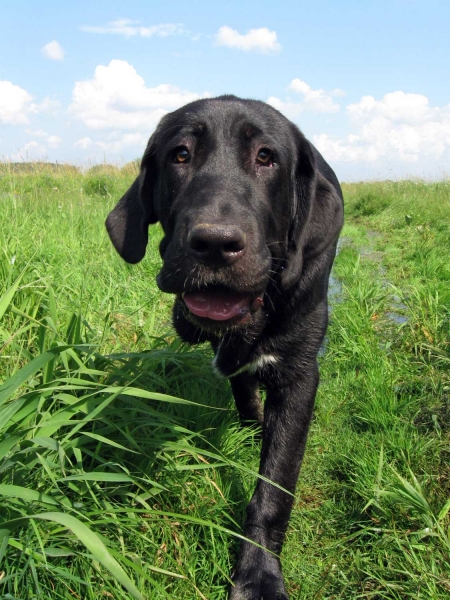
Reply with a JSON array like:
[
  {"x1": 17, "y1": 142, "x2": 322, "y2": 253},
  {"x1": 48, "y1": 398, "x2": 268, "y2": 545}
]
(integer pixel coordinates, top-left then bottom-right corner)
[{"x1": 1, "y1": 0, "x2": 449, "y2": 180}]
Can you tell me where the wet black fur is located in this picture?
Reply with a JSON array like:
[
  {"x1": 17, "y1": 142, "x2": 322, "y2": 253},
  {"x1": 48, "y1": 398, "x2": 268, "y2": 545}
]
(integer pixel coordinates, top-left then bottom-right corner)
[{"x1": 106, "y1": 96, "x2": 344, "y2": 599}]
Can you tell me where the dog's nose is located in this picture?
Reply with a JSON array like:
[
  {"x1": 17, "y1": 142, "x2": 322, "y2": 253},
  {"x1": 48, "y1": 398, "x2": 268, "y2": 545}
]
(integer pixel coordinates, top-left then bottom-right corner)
[{"x1": 187, "y1": 224, "x2": 246, "y2": 265}]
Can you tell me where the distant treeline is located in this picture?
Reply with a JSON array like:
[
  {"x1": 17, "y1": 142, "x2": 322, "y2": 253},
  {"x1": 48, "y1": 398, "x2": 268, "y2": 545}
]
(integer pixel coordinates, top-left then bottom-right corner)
[{"x1": 0, "y1": 160, "x2": 140, "y2": 175}]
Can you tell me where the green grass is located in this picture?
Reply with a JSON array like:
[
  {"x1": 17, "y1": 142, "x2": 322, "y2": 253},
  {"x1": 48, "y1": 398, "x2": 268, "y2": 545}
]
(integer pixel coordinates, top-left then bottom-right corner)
[{"x1": 1, "y1": 166, "x2": 449, "y2": 598}]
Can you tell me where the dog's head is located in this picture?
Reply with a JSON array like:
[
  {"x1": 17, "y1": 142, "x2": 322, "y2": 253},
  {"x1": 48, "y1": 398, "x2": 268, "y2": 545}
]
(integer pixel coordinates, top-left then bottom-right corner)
[{"x1": 106, "y1": 96, "x2": 342, "y2": 333}]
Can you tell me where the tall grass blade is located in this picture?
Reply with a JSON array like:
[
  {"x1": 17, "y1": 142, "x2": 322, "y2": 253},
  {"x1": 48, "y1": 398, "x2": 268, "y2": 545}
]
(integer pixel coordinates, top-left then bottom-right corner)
[
  {"x1": 0, "y1": 512, "x2": 144, "y2": 600},
  {"x1": 0, "y1": 345, "x2": 91, "y2": 407},
  {"x1": 0, "y1": 270, "x2": 24, "y2": 321}
]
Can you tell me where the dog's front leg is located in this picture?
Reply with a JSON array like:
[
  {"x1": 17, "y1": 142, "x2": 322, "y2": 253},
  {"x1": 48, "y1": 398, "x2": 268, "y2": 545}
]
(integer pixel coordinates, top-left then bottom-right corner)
[
  {"x1": 230, "y1": 363, "x2": 318, "y2": 600},
  {"x1": 230, "y1": 372, "x2": 264, "y2": 426}
]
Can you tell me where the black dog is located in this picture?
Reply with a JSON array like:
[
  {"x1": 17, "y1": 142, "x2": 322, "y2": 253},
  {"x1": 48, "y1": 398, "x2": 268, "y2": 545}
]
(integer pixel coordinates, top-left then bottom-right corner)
[{"x1": 106, "y1": 96, "x2": 343, "y2": 599}]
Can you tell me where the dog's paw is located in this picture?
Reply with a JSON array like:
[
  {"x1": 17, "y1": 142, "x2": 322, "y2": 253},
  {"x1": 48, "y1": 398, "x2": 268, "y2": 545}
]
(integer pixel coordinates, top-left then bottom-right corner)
[{"x1": 228, "y1": 552, "x2": 288, "y2": 600}]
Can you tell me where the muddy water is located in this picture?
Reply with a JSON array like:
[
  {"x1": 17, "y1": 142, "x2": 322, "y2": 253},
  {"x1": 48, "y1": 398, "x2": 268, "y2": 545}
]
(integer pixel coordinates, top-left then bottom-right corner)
[{"x1": 320, "y1": 236, "x2": 408, "y2": 356}]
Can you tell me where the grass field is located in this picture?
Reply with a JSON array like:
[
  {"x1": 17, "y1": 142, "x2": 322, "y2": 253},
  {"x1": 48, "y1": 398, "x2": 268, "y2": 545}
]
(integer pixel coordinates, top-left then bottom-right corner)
[{"x1": 1, "y1": 164, "x2": 449, "y2": 599}]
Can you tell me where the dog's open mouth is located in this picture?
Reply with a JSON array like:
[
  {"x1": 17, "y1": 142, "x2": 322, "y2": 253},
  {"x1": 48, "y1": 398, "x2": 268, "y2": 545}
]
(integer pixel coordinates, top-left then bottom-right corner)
[{"x1": 182, "y1": 288, "x2": 263, "y2": 323}]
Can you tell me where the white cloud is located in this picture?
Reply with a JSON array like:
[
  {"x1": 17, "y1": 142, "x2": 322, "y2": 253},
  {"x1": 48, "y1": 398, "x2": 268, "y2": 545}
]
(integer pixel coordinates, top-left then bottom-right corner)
[
  {"x1": 347, "y1": 91, "x2": 432, "y2": 124},
  {"x1": 74, "y1": 132, "x2": 148, "y2": 154},
  {"x1": 25, "y1": 129, "x2": 62, "y2": 148},
  {"x1": 69, "y1": 59, "x2": 209, "y2": 131},
  {"x1": 314, "y1": 91, "x2": 450, "y2": 165},
  {"x1": 0, "y1": 80, "x2": 37, "y2": 124},
  {"x1": 215, "y1": 26, "x2": 281, "y2": 53},
  {"x1": 81, "y1": 19, "x2": 184, "y2": 38},
  {"x1": 26, "y1": 129, "x2": 48, "y2": 137},
  {"x1": 267, "y1": 78, "x2": 341, "y2": 117},
  {"x1": 10, "y1": 141, "x2": 47, "y2": 161},
  {"x1": 36, "y1": 96, "x2": 61, "y2": 115},
  {"x1": 46, "y1": 135, "x2": 62, "y2": 148},
  {"x1": 74, "y1": 137, "x2": 93, "y2": 150},
  {"x1": 41, "y1": 40, "x2": 65, "y2": 61}
]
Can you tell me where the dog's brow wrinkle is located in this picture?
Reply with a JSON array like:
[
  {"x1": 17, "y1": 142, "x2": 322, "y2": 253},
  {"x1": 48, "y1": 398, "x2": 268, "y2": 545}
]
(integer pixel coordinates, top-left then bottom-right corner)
[{"x1": 160, "y1": 124, "x2": 185, "y2": 139}]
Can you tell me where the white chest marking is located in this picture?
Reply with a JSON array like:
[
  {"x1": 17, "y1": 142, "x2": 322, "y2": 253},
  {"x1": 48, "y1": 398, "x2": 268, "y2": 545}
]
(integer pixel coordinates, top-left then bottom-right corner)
[{"x1": 212, "y1": 352, "x2": 278, "y2": 378}]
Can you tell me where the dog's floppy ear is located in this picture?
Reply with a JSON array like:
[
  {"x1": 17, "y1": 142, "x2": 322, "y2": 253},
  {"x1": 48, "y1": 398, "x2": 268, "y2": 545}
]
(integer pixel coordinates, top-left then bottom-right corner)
[
  {"x1": 105, "y1": 136, "x2": 158, "y2": 264},
  {"x1": 281, "y1": 131, "x2": 343, "y2": 290}
]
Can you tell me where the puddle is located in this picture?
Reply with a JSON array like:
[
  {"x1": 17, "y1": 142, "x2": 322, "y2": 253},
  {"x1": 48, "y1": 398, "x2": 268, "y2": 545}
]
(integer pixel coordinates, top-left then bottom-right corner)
[
  {"x1": 357, "y1": 232, "x2": 409, "y2": 327},
  {"x1": 385, "y1": 312, "x2": 408, "y2": 325},
  {"x1": 320, "y1": 235, "x2": 409, "y2": 357},
  {"x1": 327, "y1": 238, "x2": 345, "y2": 312},
  {"x1": 319, "y1": 278, "x2": 339, "y2": 356},
  {"x1": 320, "y1": 243, "x2": 344, "y2": 356},
  {"x1": 386, "y1": 294, "x2": 408, "y2": 325},
  {"x1": 328, "y1": 273, "x2": 342, "y2": 310}
]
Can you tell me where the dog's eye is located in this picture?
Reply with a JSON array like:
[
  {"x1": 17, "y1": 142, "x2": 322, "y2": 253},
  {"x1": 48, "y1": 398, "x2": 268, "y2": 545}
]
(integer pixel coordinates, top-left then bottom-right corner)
[
  {"x1": 257, "y1": 148, "x2": 273, "y2": 164},
  {"x1": 174, "y1": 148, "x2": 190, "y2": 163}
]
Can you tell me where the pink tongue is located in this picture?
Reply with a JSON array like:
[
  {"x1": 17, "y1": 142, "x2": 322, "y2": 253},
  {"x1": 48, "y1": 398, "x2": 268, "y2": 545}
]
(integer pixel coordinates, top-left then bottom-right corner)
[{"x1": 183, "y1": 290, "x2": 251, "y2": 321}]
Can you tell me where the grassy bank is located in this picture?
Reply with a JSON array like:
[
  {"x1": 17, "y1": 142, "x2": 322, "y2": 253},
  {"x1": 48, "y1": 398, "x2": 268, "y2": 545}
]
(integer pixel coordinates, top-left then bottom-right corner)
[{"x1": 1, "y1": 167, "x2": 449, "y2": 598}]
